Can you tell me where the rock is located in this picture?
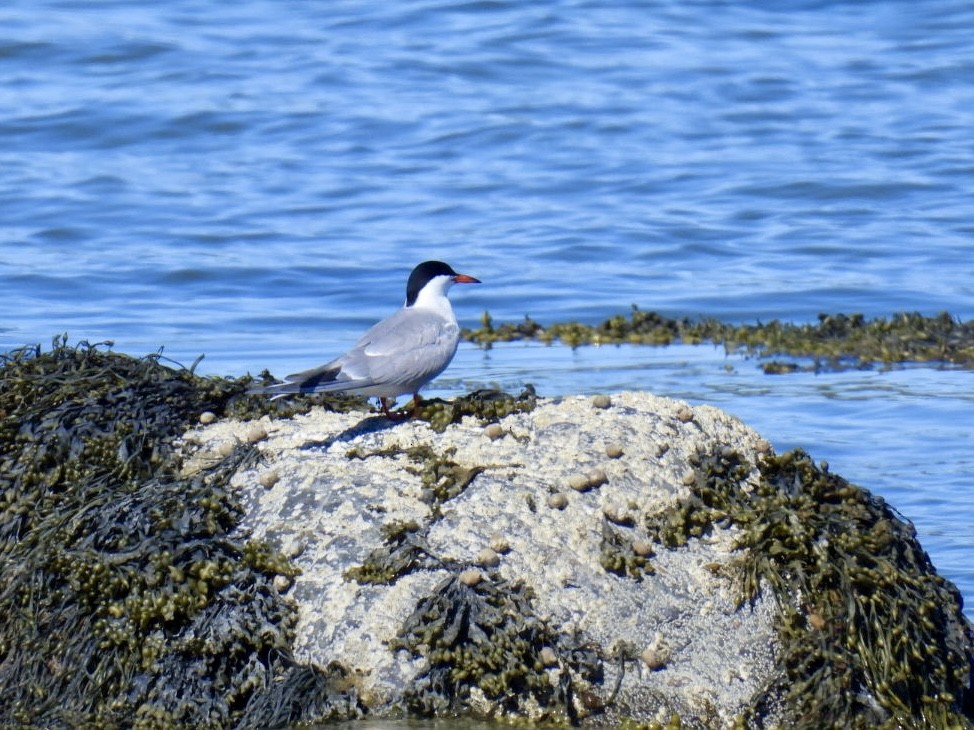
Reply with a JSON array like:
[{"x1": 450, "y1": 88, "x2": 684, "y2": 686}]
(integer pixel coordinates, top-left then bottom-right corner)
[
  {"x1": 183, "y1": 390, "x2": 974, "y2": 728},
  {"x1": 484, "y1": 423, "x2": 505, "y2": 441},
  {"x1": 539, "y1": 646, "x2": 558, "y2": 667},
  {"x1": 3, "y1": 340, "x2": 970, "y2": 729},
  {"x1": 591, "y1": 394, "x2": 612, "y2": 409},
  {"x1": 476, "y1": 547, "x2": 500, "y2": 568},
  {"x1": 546, "y1": 492, "x2": 569, "y2": 510},
  {"x1": 641, "y1": 631, "x2": 672, "y2": 671},
  {"x1": 567, "y1": 473, "x2": 592, "y2": 492},
  {"x1": 488, "y1": 533, "x2": 511, "y2": 554}
]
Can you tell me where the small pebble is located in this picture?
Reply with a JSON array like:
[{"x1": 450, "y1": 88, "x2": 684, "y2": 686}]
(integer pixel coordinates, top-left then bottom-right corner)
[
  {"x1": 754, "y1": 438, "x2": 772, "y2": 454},
  {"x1": 567, "y1": 474, "x2": 591, "y2": 492},
  {"x1": 273, "y1": 575, "x2": 292, "y2": 593},
  {"x1": 640, "y1": 632, "x2": 671, "y2": 670},
  {"x1": 199, "y1": 411, "x2": 217, "y2": 425},
  {"x1": 807, "y1": 611, "x2": 826, "y2": 631},
  {"x1": 682, "y1": 470, "x2": 697, "y2": 486},
  {"x1": 602, "y1": 501, "x2": 632, "y2": 526},
  {"x1": 246, "y1": 425, "x2": 268, "y2": 443},
  {"x1": 675, "y1": 405, "x2": 695, "y2": 423},
  {"x1": 477, "y1": 548, "x2": 500, "y2": 568},
  {"x1": 547, "y1": 492, "x2": 568, "y2": 510},
  {"x1": 217, "y1": 441, "x2": 236, "y2": 458},
  {"x1": 258, "y1": 469, "x2": 280, "y2": 489},
  {"x1": 484, "y1": 423, "x2": 505, "y2": 441},
  {"x1": 632, "y1": 539, "x2": 654, "y2": 557},
  {"x1": 459, "y1": 569, "x2": 483, "y2": 587},
  {"x1": 539, "y1": 647, "x2": 558, "y2": 667},
  {"x1": 605, "y1": 443, "x2": 624, "y2": 459},
  {"x1": 591, "y1": 394, "x2": 612, "y2": 409},
  {"x1": 488, "y1": 533, "x2": 511, "y2": 554},
  {"x1": 586, "y1": 468, "x2": 608, "y2": 487},
  {"x1": 282, "y1": 540, "x2": 306, "y2": 560}
]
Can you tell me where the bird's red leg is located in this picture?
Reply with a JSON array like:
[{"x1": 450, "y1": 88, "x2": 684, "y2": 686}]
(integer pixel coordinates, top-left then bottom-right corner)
[
  {"x1": 380, "y1": 397, "x2": 395, "y2": 419},
  {"x1": 410, "y1": 393, "x2": 422, "y2": 417}
]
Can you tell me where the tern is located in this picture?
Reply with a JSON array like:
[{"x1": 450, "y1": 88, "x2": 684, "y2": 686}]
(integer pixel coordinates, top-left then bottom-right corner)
[{"x1": 253, "y1": 260, "x2": 481, "y2": 418}]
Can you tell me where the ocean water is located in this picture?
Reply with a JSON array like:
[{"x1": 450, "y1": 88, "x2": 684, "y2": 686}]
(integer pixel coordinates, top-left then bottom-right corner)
[{"x1": 1, "y1": 0, "x2": 972, "y2": 620}]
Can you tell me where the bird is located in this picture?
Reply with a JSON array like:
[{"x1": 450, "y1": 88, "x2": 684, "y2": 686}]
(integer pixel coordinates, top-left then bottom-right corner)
[{"x1": 252, "y1": 260, "x2": 481, "y2": 418}]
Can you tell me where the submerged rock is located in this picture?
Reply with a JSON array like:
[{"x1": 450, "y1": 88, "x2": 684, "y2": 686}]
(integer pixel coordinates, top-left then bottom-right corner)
[{"x1": 2, "y1": 339, "x2": 971, "y2": 728}]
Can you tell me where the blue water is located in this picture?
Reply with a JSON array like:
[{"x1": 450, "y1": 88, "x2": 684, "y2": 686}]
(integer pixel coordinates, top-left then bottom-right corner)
[{"x1": 1, "y1": 1, "x2": 972, "y2": 616}]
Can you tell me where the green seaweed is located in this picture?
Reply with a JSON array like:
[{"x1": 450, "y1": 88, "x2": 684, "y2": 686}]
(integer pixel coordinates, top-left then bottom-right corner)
[
  {"x1": 0, "y1": 337, "x2": 360, "y2": 728},
  {"x1": 645, "y1": 447, "x2": 974, "y2": 728},
  {"x1": 464, "y1": 309, "x2": 974, "y2": 371}
]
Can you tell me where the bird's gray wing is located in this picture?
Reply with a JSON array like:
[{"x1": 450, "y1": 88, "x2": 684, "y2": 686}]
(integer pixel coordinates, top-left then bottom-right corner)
[
  {"x1": 341, "y1": 308, "x2": 460, "y2": 389},
  {"x1": 256, "y1": 309, "x2": 459, "y2": 397}
]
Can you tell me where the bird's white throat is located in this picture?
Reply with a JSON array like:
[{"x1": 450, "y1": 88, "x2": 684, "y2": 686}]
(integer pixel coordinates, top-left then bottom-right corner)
[{"x1": 408, "y1": 275, "x2": 458, "y2": 322}]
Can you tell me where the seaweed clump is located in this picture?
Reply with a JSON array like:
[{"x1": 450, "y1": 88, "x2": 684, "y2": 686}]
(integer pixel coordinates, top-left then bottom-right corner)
[
  {"x1": 343, "y1": 519, "x2": 446, "y2": 586},
  {"x1": 599, "y1": 521, "x2": 652, "y2": 580},
  {"x1": 412, "y1": 385, "x2": 539, "y2": 432},
  {"x1": 343, "y1": 444, "x2": 492, "y2": 584},
  {"x1": 394, "y1": 572, "x2": 603, "y2": 722},
  {"x1": 645, "y1": 447, "x2": 974, "y2": 728},
  {"x1": 0, "y1": 338, "x2": 359, "y2": 728},
  {"x1": 464, "y1": 309, "x2": 974, "y2": 371}
]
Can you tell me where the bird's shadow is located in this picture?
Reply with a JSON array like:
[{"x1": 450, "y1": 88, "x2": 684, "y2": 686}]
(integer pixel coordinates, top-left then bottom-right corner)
[{"x1": 296, "y1": 413, "x2": 403, "y2": 451}]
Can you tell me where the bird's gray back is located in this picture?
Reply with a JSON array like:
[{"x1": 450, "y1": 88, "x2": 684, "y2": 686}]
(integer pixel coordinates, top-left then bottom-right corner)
[{"x1": 338, "y1": 307, "x2": 460, "y2": 392}]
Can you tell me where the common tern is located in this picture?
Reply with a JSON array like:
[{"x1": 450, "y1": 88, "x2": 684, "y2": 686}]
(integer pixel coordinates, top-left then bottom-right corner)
[{"x1": 253, "y1": 260, "x2": 481, "y2": 418}]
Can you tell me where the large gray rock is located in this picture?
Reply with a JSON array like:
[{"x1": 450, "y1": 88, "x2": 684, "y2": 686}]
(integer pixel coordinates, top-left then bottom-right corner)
[{"x1": 183, "y1": 392, "x2": 781, "y2": 726}]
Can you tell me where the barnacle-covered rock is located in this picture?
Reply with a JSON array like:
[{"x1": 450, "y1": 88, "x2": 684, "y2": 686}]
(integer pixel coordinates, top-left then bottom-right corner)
[{"x1": 214, "y1": 389, "x2": 972, "y2": 728}]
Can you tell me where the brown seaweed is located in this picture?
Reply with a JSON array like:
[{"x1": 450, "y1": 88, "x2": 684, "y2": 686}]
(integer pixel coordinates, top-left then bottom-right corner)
[
  {"x1": 644, "y1": 446, "x2": 974, "y2": 728},
  {"x1": 0, "y1": 337, "x2": 361, "y2": 728},
  {"x1": 464, "y1": 309, "x2": 974, "y2": 371}
]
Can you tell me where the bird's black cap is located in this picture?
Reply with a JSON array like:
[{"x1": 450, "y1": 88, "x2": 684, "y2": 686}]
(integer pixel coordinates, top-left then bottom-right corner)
[{"x1": 405, "y1": 260, "x2": 478, "y2": 306}]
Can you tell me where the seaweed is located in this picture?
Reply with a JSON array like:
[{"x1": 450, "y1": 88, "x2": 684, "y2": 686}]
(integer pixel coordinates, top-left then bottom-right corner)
[
  {"x1": 464, "y1": 309, "x2": 974, "y2": 371},
  {"x1": 599, "y1": 520, "x2": 652, "y2": 580},
  {"x1": 645, "y1": 446, "x2": 974, "y2": 728},
  {"x1": 343, "y1": 444, "x2": 492, "y2": 584},
  {"x1": 394, "y1": 572, "x2": 603, "y2": 722},
  {"x1": 412, "y1": 385, "x2": 539, "y2": 432},
  {"x1": 344, "y1": 519, "x2": 446, "y2": 586},
  {"x1": 0, "y1": 337, "x2": 360, "y2": 728}
]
